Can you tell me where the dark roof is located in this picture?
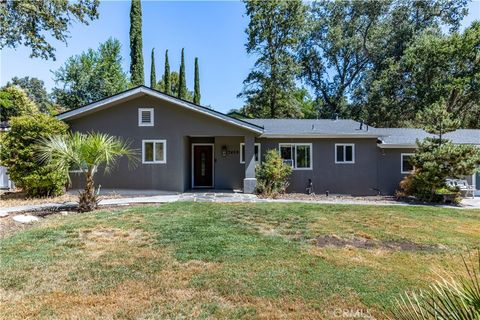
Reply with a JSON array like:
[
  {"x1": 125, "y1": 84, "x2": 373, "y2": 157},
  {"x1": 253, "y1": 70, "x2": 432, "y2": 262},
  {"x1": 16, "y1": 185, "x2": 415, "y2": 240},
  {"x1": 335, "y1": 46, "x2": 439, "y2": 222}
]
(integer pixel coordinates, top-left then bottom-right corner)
[
  {"x1": 246, "y1": 119, "x2": 379, "y2": 137},
  {"x1": 54, "y1": 86, "x2": 480, "y2": 143},
  {"x1": 374, "y1": 128, "x2": 480, "y2": 146}
]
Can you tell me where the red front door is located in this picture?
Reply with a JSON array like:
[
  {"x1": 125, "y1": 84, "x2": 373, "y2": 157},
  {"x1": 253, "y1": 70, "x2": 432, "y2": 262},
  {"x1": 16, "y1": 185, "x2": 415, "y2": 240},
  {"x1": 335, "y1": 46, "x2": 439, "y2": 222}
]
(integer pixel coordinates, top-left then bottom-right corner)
[{"x1": 193, "y1": 145, "x2": 213, "y2": 188}]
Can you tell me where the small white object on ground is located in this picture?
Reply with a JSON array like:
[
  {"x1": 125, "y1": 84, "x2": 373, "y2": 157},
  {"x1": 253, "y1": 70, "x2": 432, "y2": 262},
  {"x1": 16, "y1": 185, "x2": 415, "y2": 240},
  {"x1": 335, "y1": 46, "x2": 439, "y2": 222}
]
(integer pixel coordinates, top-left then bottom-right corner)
[{"x1": 12, "y1": 215, "x2": 39, "y2": 223}]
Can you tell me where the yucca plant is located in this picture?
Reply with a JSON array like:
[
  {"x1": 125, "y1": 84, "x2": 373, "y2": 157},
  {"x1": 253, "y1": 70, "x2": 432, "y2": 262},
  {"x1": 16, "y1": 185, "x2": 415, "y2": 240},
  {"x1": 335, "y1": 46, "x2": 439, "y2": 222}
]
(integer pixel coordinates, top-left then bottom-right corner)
[
  {"x1": 391, "y1": 252, "x2": 480, "y2": 320},
  {"x1": 37, "y1": 132, "x2": 137, "y2": 212}
]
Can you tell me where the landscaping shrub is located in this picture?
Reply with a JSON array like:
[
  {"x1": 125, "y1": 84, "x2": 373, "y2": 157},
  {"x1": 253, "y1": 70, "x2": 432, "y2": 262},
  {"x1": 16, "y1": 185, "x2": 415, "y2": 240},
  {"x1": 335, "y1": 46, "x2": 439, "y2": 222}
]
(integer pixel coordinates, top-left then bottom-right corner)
[
  {"x1": 255, "y1": 149, "x2": 292, "y2": 197},
  {"x1": 0, "y1": 114, "x2": 69, "y2": 197},
  {"x1": 398, "y1": 138, "x2": 480, "y2": 202},
  {"x1": 398, "y1": 101, "x2": 480, "y2": 203},
  {"x1": 37, "y1": 132, "x2": 137, "y2": 212}
]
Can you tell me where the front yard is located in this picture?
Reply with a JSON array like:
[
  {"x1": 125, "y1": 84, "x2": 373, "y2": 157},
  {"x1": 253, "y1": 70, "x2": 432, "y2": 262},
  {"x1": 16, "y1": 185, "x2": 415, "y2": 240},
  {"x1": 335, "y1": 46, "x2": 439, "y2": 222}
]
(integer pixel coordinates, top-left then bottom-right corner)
[{"x1": 1, "y1": 202, "x2": 479, "y2": 319}]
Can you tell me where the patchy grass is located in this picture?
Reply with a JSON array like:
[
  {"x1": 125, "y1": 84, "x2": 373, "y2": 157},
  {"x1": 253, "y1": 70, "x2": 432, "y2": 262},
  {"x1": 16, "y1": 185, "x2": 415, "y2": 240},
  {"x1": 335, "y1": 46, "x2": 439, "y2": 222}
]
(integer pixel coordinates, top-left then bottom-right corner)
[{"x1": 0, "y1": 202, "x2": 479, "y2": 319}]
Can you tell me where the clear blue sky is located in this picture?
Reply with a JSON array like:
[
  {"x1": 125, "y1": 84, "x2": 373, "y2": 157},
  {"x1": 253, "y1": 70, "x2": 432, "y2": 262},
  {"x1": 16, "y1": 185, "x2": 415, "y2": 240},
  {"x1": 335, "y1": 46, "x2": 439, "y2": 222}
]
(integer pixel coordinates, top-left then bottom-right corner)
[{"x1": 1, "y1": 0, "x2": 479, "y2": 113}]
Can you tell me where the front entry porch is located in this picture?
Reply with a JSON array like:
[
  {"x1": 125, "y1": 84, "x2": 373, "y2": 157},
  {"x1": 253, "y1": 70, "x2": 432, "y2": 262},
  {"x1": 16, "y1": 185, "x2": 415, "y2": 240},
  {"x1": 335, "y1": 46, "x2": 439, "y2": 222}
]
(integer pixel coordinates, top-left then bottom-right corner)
[{"x1": 188, "y1": 135, "x2": 257, "y2": 193}]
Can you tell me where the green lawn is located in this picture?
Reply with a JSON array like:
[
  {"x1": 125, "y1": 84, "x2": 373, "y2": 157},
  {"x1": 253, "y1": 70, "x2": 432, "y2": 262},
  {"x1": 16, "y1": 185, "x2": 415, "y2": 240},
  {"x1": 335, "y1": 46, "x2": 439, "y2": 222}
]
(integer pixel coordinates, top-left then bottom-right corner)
[{"x1": 1, "y1": 202, "x2": 479, "y2": 319}]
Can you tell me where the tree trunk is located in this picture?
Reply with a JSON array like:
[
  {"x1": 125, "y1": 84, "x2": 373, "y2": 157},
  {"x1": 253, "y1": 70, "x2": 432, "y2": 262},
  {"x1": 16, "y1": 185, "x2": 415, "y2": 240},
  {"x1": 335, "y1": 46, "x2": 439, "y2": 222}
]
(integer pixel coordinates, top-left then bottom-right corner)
[{"x1": 78, "y1": 170, "x2": 98, "y2": 212}]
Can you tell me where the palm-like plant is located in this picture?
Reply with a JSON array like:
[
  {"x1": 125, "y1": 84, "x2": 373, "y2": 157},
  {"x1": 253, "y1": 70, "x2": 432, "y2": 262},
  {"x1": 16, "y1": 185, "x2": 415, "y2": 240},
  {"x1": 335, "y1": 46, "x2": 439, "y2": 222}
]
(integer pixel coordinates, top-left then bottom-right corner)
[
  {"x1": 391, "y1": 252, "x2": 480, "y2": 320},
  {"x1": 37, "y1": 132, "x2": 137, "y2": 212}
]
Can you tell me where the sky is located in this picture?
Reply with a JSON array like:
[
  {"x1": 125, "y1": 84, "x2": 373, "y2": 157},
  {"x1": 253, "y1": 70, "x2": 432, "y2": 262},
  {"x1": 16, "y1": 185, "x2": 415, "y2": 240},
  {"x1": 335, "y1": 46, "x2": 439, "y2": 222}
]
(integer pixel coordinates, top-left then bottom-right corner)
[{"x1": 1, "y1": 0, "x2": 479, "y2": 113}]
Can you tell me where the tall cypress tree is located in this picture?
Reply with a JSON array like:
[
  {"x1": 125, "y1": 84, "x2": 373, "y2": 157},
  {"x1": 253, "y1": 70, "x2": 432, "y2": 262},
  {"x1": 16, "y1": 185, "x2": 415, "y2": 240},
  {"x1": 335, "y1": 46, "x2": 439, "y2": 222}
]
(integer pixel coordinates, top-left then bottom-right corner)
[
  {"x1": 178, "y1": 48, "x2": 187, "y2": 99},
  {"x1": 193, "y1": 57, "x2": 200, "y2": 104},
  {"x1": 150, "y1": 48, "x2": 156, "y2": 88},
  {"x1": 164, "y1": 49, "x2": 171, "y2": 95},
  {"x1": 129, "y1": 0, "x2": 144, "y2": 86}
]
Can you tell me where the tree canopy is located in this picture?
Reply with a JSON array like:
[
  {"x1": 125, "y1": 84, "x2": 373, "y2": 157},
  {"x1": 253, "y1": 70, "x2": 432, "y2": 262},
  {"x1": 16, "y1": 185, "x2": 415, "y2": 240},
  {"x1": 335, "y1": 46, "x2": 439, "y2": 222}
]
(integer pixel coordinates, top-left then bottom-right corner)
[
  {"x1": 194, "y1": 57, "x2": 201, "y2": 104},
  {"x1": 178, "y1": 48, "x2": 187, "y2": 99},
  {"x1": 0, "y1": 0, "x2": 99, "y2": 60},
  {"x1": 52, "y1": 38, "x2": 129, "y2": 110},
  {"x1": 6, "y1": 76, "x2": 54, "y2": 114},
  {"x1": 158, "y1": 71, "x2": 194, "y2": 102},
  {"x1": 0, "y1": 86, "x2": 39, "y2": 122},
  {"x1": 129, "y1": 0, "x2": 144, "y2": 86},
  {"x1": 239, "y1": 0, "x2": 306, "y2": 118},
  {"x1": 362, "y1": 21, "x2": 480, "y2": 128},
  {"x1": 150, "y1": 48, "x2": 157, "y2": 89},
  {"x1": 300, "y1": 0, "x2": 469, "y2": 121}
]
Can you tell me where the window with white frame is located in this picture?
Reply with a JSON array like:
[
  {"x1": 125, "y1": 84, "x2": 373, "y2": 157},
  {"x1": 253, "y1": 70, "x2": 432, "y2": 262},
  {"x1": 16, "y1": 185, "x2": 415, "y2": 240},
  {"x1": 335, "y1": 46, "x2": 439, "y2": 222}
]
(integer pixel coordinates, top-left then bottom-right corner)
[
  {"x1": 279, "y1": 143, "x2": 312, "y2": 170},
  {"x1": 138, "y1": 108, "x2": 154, "y2": 126},
  {"x1": 401, "y1": 153, "x2": 414, "y2": 174},
  {"x1": 335, "y1": 144, "x2": 355, "y2": 164},
  {"x1": 142, "y1": 140, "x2": 166, "y2": 163},
  {"x1": 240, "y1": 143, "x2": 261, "y2": 163}
]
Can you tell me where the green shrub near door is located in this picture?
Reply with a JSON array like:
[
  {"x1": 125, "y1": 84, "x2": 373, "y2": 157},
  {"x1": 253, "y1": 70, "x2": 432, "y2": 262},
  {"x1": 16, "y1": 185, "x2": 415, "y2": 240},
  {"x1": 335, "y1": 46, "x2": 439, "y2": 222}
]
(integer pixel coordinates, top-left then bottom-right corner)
[{"x1": 255, "y1": 149, "x2": 292, "y2": 197}]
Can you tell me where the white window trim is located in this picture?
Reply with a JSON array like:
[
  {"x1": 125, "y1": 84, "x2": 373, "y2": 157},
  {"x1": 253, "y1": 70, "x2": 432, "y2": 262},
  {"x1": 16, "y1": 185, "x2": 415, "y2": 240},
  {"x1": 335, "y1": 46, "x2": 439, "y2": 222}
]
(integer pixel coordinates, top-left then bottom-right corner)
[
  {"x1": 401, "y1": 153, "x2": 415, "y2": 174},
  {"x1": 138, "y1": 108, "x2": 154, "y2": 127},
  {"x1": 278, "y1": 143, "x2": 313, "y2": 170},
  {"x1": 335, "y1": 143, "x2": 355, "y2": 164},
  {"x1": 142, "y1": 139, "x2": 167, "y2": 164},
  {"x1": 239, "y1": 143, "x2": 261, "y2": 164}
]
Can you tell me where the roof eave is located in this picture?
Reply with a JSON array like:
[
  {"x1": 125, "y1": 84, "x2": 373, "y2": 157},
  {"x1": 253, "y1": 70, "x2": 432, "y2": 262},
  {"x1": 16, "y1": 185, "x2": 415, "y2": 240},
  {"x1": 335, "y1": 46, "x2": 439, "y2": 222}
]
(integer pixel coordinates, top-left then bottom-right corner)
[
  {"x1": 260, "y1": 134, "x2": 381, "y2": 139},
  {"x1": 377, "y1": 143, "x2": 417, "y2": 149}
]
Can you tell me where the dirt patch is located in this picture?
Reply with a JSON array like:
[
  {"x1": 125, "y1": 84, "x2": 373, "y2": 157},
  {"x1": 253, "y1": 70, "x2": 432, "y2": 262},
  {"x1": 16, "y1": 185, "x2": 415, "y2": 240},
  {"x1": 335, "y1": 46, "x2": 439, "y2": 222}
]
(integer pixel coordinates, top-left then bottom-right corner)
[
  {"x1": 316, "y1": 235, "x2": 438, "y2": 252},
  {"x1": 0, "y1": 190, "x2": 126, "y2": 208}
]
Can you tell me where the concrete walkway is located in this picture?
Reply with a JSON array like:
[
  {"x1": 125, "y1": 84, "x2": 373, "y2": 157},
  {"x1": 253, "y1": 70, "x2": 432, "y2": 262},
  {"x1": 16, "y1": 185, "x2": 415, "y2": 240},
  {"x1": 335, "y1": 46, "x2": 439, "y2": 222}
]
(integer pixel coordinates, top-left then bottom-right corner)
[{"x1": 1, "y1": 192, "x2": 479, "y2": 218}]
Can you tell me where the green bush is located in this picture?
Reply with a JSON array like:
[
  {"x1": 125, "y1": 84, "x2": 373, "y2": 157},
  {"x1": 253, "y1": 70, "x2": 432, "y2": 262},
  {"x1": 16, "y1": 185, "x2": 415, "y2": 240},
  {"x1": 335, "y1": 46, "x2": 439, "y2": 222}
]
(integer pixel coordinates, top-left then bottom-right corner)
[
  {"x1": 398, "y1": 138, "x2": 480, "y2": 202},
  {"x1": 0, "y1": 114, "x2": 69, "y2": 197},
  {"x1": 0, "y1": 86, "x2": 39, "y2": 122},
  {"x1": 255, "y1": 149, "x2": 292, "y2": 197}
]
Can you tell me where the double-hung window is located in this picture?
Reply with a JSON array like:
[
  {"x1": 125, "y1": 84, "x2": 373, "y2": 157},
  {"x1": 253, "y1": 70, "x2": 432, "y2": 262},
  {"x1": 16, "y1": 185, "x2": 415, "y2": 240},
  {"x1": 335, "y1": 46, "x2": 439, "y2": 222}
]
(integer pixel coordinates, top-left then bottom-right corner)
[
  {"x1": 279, "y1": 143, "x2": 312, "y2": 170},
  {"x1": 240, "y1": 143, "x2": 261, "y2": 163},
  {"x1": 335, "y1": 144, "x2": 355, "y2": 164},
  {"x1": 138, "y1": 108, "x2": 154, "y2": 126},
  {"x1": 401, "y1": 153, "x2": 414, "y2": 174},
  {"x1": 142, "y1": 140, "x2": 166, "y2": 164}
]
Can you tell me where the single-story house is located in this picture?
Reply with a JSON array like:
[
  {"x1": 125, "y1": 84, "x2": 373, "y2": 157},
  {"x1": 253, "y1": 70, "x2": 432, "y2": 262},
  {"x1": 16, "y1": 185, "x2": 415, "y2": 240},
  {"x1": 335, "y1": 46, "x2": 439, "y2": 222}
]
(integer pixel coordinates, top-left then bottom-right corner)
[{"x1": 57, "y1": 86, "x2": 480, "y2": 196}]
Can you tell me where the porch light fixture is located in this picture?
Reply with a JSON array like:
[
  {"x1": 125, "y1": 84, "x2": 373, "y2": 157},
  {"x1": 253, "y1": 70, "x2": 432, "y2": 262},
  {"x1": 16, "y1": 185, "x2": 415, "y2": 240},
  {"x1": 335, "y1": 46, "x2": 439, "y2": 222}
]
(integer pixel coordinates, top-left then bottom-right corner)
[{"x1": 221, "y1": 145, "x2": 227, "y2": 158}]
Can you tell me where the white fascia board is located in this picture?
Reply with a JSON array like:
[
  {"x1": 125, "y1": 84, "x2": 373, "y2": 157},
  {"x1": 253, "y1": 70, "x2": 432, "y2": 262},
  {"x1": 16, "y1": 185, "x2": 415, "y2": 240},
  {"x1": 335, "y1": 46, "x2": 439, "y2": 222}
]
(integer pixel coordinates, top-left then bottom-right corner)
[
  {"x1": 260, "y1": 134, "x2": 381, "y2": 139},
  {"x1": 377, "y1": 143, "x2": 417, "y2": 149},
  {"x1": 378, "y1": 142, "x2": 480, "y2": 149},
  {"x1": 57, "y1": 87, "x2": 144, "y2": 120}
]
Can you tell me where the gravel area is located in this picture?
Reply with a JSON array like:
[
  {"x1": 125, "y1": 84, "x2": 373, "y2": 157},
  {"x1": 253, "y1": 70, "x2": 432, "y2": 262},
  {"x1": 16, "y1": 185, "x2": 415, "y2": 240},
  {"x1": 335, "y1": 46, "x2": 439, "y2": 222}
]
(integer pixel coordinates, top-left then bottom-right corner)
[
  {"x1": 265, "y1": 193, "x2": 399, "y2": 203},
  {"x1": 0, "y1": 190, "x2": 123, "y2": 208}
]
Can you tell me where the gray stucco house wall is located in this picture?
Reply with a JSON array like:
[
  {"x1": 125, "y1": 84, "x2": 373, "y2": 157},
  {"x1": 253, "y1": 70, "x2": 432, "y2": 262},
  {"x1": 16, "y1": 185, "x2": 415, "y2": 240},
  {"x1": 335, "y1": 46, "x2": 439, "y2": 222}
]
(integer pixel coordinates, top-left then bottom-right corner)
[
  {"x1": 377, "y1": 148, "x2": 416, "y2": 195},
  {"x1": 59, "y1": 86, "x2": 480, "y2": 196},
  {"x1": 67, "y1": 93, "x2": 259, "y2": 192},
  {"x1": 257, "y1": 138, "x2": 380, "y2": 196}
]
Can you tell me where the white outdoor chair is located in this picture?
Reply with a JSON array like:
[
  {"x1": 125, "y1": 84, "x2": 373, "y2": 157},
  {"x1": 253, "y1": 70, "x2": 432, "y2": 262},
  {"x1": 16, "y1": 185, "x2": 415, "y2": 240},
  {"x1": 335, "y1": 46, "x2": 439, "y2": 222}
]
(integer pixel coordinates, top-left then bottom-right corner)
[{"x1": 446, "y1": 178, "x2": 475, "y2": 199}]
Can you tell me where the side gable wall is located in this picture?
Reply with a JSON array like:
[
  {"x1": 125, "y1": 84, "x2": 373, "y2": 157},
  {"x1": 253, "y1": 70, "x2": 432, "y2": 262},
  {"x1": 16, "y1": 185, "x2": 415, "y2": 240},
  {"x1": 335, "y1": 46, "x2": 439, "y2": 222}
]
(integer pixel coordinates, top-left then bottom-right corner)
[{"x1": 67, "y1": 95, "x2": 257, "y2": 191}]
